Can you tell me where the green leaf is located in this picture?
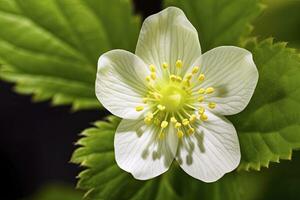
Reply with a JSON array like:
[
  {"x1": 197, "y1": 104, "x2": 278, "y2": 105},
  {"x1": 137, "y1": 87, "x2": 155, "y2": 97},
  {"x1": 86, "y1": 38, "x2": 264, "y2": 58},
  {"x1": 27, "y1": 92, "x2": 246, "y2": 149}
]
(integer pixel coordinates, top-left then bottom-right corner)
[
  {"x1": 71, "y1": 116, "x2": 181, "y2": 200},
  {"x1": 0, "y1": 0, "x2": 140, "y2": 110},
  {"x1": 72, "y1": 116, "x2": 264, "y2": 200},
  {"x1": 164, "y1": 0, "x2": 264, "y2": 52},
  {"x1": 229, "y1": 38, "x2": 300, "y2": 171},
  {"x1": 27, "y1": 183, "x2": 83, "y2": 200}
]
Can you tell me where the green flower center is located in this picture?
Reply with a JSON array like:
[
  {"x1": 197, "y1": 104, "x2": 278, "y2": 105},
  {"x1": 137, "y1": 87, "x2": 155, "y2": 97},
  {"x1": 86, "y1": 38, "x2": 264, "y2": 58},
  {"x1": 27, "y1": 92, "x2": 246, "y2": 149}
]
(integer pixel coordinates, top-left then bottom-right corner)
[
  {"x1": 134, "y1": 60, "x2": 217, "y2": 139},
  {"x1": 160, "y1": 84, "x2": 187, "y2": 112}
]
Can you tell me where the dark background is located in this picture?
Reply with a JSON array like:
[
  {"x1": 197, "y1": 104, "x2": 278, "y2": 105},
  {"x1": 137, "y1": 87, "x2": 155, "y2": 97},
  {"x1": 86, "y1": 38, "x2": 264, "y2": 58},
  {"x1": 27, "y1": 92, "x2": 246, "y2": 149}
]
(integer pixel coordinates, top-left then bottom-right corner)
[
  {"x1": 1, "y1": 0, "x2": 300, "y2": 200},
  {"x1": 0, "y1": 1, "x2": 161, "y2": 199}
]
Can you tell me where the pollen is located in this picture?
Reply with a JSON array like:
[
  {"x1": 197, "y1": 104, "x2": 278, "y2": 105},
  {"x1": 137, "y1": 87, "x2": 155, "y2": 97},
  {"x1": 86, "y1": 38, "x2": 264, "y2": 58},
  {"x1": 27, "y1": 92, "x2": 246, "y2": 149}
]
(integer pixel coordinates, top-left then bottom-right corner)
[
  {"x1": 171, "y1": 117, "x2": 177, "y2": 123},
  {"x1": 162, "y1": 62, "x2": 168, "y2": 69},
  {"x1": 198, "y1": 88, "x2": 205, "y2": 94},
  {"x1": 208, "y1": 102, "x2": 216, "y2": 109},
  {"x1": 150, "y1": 72, "x2": 156, "y2": 80},
  {"x1": 200, "y1": 114, "x2": 208, "y2": 121},
  {"x1": 149, "y1": 64, "x2": 156, "y2": 72},
  {"x1": 161, "y1": 121, "x2": 168, "y2": 128},
  {"x1": 135, "y1": 105, "x2": 144, "y2": 112},
  {"x1": 198, "y1": 96, "x2": 204, "y2": 102},
  {"x1": 182, "y1": 118, "x2": 189, "y2": 126},
  {"x1": 175, "y1": 122, "x2": 182, "y2": 128},
  {"x1": 192, "y1": 66, "x2": 199, "y2": 74},
  {"x1": 177, "y1": 131, "x2": 184, "y2": 138},
  {"x1": 176, "y1": 60, "x2": 183, "y2": 68},
  {"x1": 157, "y1": 104, "x2": 166, "y2": 111},
  {"x1": 140, "y1": 58, "x2": 215, "y2": 139},
  {"x1": 206, "y1": 87, "x2": 214, "y2": 94},
  {"x1": 198, "y1": 74, "x2": 205, "y2": 81}
]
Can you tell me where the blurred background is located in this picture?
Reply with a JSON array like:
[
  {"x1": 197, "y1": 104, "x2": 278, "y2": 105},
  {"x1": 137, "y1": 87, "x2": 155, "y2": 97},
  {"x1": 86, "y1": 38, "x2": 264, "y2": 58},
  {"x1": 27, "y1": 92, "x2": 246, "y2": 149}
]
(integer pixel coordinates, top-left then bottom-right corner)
[{"x1": 0, "y1": 0, "x2": 299, "y2": 199}]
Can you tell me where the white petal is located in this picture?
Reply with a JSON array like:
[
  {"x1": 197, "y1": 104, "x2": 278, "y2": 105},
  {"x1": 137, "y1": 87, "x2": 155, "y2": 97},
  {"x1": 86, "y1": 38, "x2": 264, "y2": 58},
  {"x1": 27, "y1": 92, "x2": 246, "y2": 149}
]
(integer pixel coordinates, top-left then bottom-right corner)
[
  {"x1": 176, "y1": 112, "x2": 240, "y2": 182},
  {"x1": 96, "y1": 50, "x2": 149, "y2": 119},
  {"x1": 135, "y1": 7, "x2": 201, "y2": 77},
  {"x1": 115, "y1": 119, "x2": 178, "y2": 180},
  {"x1": 193, "y1": 46, "x2": 258, "y2": 115}
]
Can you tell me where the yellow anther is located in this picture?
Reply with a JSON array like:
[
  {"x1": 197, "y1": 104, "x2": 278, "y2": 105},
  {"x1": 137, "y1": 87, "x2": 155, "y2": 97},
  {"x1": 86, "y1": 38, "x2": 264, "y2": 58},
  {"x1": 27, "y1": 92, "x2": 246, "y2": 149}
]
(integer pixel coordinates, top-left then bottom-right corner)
[
  {"x1": 183, "y1": 80, "x2": 191, "y2": 87},
  {"x1": 135, "y1": 105, "x2": 144, "y2": 112},
  {"x1": 144, "y1": 117, "x2": 152, "y2": 125},
  {"x1": 208, "y1": 102, "x2": 216, "y2": 109},
  {"x1": 170, "y1": 74, "x2": 177, "y2": 81},
  {"x1": 192, "y1": 66, "x2": 199, "y2": 74},
  {"x1": 188, "y1": 128, "x2": 195, "y2": 135},
  {"x1": 171, "y1": 117, "x2": 177, "y2": 123},
  {"x1": 162, "y1": 62, "x2": 168, "y2": 69},
  {"x1": 198, "y1": 106, "x2": 205, "y2": 115},
  {"x1": 157, "y1": 104, "x2": 166, "y2": 111},
  {"x1": 198, "y1": 74, "x2": 205, "y2": 81},
  {"x1": 146, "y1": 112, "x2": 153, "y2": 119},
  {"x1": 152, "y1": 92, "x2": 161, "y2": 99},
  {"x1": 200, "y1": 114, "x2": 208, "y2": 121},
  {"x1": 176, "y1": 59, "x2": 183, "y2": 68},
  {"x1": 206, "y1": 87, "x2": 214, "y2": 94},
  {"x1": 189, "y1": 114, "x2": 197, "y2": 123},
  {"x1": 175, "y1": 122, "x2": 182, "y2": 129},
  {"x1": 159, "y1": 131, "x2": 165, "y2": 139},
  {"x1": 177, "y1": 131, "x2": 184, "y2": 139},
  {"x1": 176, "y1": 76, "x2": 182, "y2": 82},
  {"x1": 150, "y1": 72, "x2": 156, "y2": 80},
  {"x1": 146, "y1": 76, "x2": 151, "y2": 82},
  {"x1": 198, "y1": 88, "x2": 205, "y2": 94},
  {"x1": 161, "y1": 121, "x2": 168, "y2": 128},
  {"x1": 149, "y1": 64, "x2": 156, "y2": 72},
  {"x1": 182, "y1": 119, "x2": 189, "y2": 126},
  {"x1": 186, "y1": 73, "x2": 193, "y2": 80},
  {"x1": 198, "y1": 96, "x2": 204, "y2": 102}
]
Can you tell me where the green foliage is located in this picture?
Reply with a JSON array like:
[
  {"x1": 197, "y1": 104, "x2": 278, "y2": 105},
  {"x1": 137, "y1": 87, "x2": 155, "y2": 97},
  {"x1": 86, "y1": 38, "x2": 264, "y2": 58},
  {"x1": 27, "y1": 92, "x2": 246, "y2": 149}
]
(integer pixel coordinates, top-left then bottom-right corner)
[
  {"x1": 26, "y1": 183, "x2": 83, "y2": 200},
  {"x1": 0, "y1": 0, "x2": 140, "y2": 110},
  {"x1": 72, "y1": 116, "x2": 264, "y2": 200},
  {"x1": 229, "y1": 38, "x2": 300, "y2": 170},
  {"x1": 164, "y1": 0, "x2": 264, "y2": 52}
]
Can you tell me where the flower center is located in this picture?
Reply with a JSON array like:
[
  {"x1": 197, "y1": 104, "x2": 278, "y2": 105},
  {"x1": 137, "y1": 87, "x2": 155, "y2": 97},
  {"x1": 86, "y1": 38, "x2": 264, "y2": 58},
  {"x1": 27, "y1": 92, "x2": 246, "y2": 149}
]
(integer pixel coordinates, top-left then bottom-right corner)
[
  {"x1": 135, "y1": 60, "x2": 217, "y2": 139},
  {"x1": 160, "y1": 84, "x2": 187, "y2": 112}
]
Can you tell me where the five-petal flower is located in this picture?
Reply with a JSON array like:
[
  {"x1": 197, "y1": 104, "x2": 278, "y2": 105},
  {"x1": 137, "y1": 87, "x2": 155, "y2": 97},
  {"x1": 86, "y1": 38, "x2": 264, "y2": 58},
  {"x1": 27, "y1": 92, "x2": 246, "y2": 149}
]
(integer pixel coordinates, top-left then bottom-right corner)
[{"x1": 96, "y1": 7, "x2": 258, "y2": 182}]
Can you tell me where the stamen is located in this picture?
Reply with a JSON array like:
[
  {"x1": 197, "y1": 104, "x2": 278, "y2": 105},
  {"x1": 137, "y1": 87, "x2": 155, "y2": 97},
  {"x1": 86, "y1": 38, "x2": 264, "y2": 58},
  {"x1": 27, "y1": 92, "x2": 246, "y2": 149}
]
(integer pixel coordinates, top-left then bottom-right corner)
[
  {"x1": 200, "y1": 114, "x2": 208, "y2": 121},
  {"x1": 162, "y1": 62, "x2": 168, "y2": 69},
  {"x1": 198, "y1": 106, "x2": 205, "y2": 115},
  {"x1": 142, "y1": 98, "x2": 148, "y2": 103},
  {"x1": 185, "y1": 73, "x2": 193, "y2": 80},
  {"x1": 198, "y1": 88, "x2": 205, "y2": 94},
  {"x1": 192, "y1": 66, "x2": 199, "y2": 74},
  {"x1": 144, "y1": 117, "x2": 152, "y2": 125},
  {"x1": 176, "y1": 60, "x2": 183, "y2": 68},
  {"x1": 170, "y1": 74, "x2": 177, "y2": 81},
  {"x1": 198, "y1": 96, "x2": 204, "y2": 102},
  {"x1": 150, "y1": 72, "x2": 156, "y2": 80},
  {"x1": 176, "y1": 76, "x2": 182, "y2": 82},
  {"x1": 171, "y1": 117, "x2": 177, "y2": 123},
  {"x1": 198, "y1": 74, "x2": 205, "y2": 82},
  {"x1": 146, "y1": 76, "x2": 151, "y2": 82},
  {"x1": 135, "y1": 106, "x2": 144, "y2": 112},
  {"x1": 149, "y1": 64, "x2": 156, "y2": 72},
  {"x1": 177, "y1": 131, "x2": 184, "y2": 138},
  {"x1": 205, "y1": 87, "x2": 214, "y2": 94},
  {"x1": 157, "y1": 104, "x2": 166, "y2": 111},
  {"x1": 158, "y1": 131, "x2": 165, "y2": 139},
  {"x1": 182, "y1": 118, "x2": 189, "y2": 126},
  {"x1": 161, "y1": 121, "x2": 168, "y2": 128},
  {"x1": 146, "y1": 112, "x2": 154, "y2": 119},
  {"x1": 188, "y1": 128, "x2": 195, "y2": 135},
  {"x1": 189, "y1": 114, "x2": 197, "y2": 123},
  {"x1": 175, "y1": 122, "x2": 182, "y2": 129},
  {"x1": 208, "y1": 102, "x2": 216, "y2": 109}
]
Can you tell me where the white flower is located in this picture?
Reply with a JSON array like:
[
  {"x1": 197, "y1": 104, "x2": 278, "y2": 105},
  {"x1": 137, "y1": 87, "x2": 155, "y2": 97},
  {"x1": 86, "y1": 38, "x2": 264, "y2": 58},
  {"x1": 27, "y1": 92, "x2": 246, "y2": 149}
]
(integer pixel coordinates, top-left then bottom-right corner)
[{"x1": 96, "y1": 7, "x2": 258, "y2": 182}]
